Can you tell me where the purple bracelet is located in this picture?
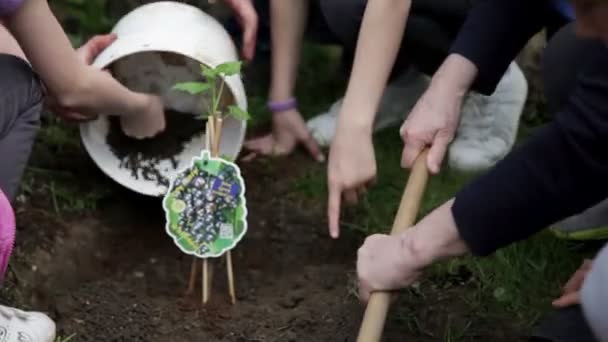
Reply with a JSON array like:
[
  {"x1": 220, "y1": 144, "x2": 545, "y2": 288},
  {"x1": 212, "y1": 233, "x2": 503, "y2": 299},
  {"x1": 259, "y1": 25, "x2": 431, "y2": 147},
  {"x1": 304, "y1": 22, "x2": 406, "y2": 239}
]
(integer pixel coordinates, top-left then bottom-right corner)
[
  {"x1": 0, "y1": 0, "x2": 24, "y2": 17},
  {"x1": 267, "y1": 98, "x2": 297, "y2": 113}
]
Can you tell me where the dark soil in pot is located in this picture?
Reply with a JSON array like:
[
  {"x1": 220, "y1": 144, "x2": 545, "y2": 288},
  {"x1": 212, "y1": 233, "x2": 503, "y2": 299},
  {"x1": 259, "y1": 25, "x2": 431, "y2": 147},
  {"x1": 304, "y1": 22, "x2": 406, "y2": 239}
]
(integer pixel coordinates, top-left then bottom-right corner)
[{"x1": 106, "y1": 109, "x2": 206, "y2": 187}]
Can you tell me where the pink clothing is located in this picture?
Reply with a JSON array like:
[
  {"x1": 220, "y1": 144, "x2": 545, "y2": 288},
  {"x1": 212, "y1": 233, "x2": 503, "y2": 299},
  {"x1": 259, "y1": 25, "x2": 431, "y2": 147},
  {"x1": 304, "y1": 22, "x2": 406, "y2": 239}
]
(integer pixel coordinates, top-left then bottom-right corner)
[{"x1": 0, "y1": 189, "x2": 15, "y2": 283}]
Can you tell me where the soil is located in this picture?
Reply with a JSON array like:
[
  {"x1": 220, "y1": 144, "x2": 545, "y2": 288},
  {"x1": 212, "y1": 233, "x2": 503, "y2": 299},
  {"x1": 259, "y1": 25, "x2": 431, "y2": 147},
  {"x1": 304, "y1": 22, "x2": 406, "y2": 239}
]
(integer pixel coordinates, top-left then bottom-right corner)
[
  {"x1": 2, "y1": 153, "x2": 525, "y2": 342},
  {"x1": 106, "y1": 110, "x2": 206, "y2": 187}
]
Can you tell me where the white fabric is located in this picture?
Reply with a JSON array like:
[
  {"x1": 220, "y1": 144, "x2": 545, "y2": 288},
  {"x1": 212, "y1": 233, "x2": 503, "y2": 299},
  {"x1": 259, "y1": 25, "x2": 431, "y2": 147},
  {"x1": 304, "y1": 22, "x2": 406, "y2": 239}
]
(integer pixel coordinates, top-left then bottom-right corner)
[
  {"x1": 307, "y1": 62, "x2": 528, "y2": 172},
  {"x1": 0, "y1": 304, "x2": 55, "y2": 342},
  {"x1": 582, "y1": 243, "x2": 608, "y2": 342}
]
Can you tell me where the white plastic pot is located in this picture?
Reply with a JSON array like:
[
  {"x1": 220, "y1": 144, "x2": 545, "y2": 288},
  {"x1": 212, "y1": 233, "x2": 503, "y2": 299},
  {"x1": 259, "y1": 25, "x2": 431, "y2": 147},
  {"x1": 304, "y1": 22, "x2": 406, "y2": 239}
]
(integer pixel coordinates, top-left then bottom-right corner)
[{"x1": 79, "y1": 1, "x2": 247, "y2": 197}]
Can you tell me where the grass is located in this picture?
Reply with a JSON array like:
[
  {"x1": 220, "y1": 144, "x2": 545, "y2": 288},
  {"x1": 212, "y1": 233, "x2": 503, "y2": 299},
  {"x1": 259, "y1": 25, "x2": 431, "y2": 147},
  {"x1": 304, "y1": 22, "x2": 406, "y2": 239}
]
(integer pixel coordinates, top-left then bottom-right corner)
[
  {"x1": 242, "y1": 42, "x2": 593, "y2": 339},
  {"x1": 20, "y1": 116, "x2": 112, "y2": 214},
  {"x1": 55, "y1": 333, "x2": 76, "y2": 342}
]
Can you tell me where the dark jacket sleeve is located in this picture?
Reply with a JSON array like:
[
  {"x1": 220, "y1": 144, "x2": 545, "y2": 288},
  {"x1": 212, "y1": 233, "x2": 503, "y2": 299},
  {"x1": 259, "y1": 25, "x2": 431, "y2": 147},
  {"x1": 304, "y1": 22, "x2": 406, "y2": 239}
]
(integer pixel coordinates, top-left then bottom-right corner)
[
  {"x1": 452, "y1": 49, "x2": 608, "y2": 256},
  {"x1": 449, "y1": 0, "x2": 547, "y2": 94}
]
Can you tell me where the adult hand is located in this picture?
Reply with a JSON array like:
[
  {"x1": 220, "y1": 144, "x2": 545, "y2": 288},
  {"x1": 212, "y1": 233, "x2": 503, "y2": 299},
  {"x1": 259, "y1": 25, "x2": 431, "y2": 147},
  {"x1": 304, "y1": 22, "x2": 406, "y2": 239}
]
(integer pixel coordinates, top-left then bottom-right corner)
[
  {"x1": 48, "y1": 33, "x2": 118, "y2": 122},
  {"x1": 552, "y1": 259, "x2": 593, "y2": 308},
  {"x1": 120, "y1": 95, "x2": 166, "y2": 139},
  {"x1": 242, "y1": 109, "x2": 325, "y2": 162},
  {"x1": 399, "y1": 81, "x2": 462, "y2": 174},
  {"x1": 327, "y1": 126, "x2": 376, "y2": 239},
  {"x1": 223, "y1": 0, "x2": 258, "y2": 61},
  {"x1": 400, "y1": 54, "x2": 477, "y2": 174},
  {"x1": 357, "y1": 233, "x2": 424, "y2": 303}
]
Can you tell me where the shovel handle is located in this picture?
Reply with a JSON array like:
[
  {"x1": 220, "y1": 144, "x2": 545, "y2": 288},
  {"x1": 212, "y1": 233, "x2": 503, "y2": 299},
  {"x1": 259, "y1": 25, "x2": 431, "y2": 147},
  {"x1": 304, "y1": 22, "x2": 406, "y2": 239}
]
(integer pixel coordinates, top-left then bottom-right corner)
[{"x1": 356, "y1": 149, "x2": 430, "y2": 342}]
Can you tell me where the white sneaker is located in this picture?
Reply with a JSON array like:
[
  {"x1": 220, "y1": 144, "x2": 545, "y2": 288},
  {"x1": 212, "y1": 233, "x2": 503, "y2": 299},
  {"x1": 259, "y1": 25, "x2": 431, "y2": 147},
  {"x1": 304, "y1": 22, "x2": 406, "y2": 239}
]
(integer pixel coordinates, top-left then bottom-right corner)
[
  {"x1": 0, "y1": 305, "x2": 56, "y2": 342},
  {"x1": 307, "y1": 62, "x2": 528, "y2": 173},
  {"x1": 306, "y1": 67, "x2": 430, "y2": 147},
  {"x1": 448, "y1": 62, "x2": 528, "y2": 171}
]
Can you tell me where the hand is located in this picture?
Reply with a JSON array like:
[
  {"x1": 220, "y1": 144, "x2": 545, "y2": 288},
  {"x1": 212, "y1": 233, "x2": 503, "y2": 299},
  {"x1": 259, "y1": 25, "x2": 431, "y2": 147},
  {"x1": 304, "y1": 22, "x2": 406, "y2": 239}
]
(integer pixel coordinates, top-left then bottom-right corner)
[
  {"x1": 327, "y1": 126, "x2": 376, "y2": 239},
  {"x1": 400, "y1": 80, "x2": 463, "y2": 174},
  {"x1": 242, "y1": 109, "x2": 325, "y2": 162},
  {"x1": 48, "y1": 33, "x2": 118, "y2": 122},
  {"x1": 357, "y1": 233, "x2": 423, "y2": 303},
  {"x1": 552, "y1": 259, "x2": 593, "y2": 308},
  {"x1": 223, "y1": 0, "x2": 258, "y2": 61},
  {"x1": 120, "y1": 95, "x2": 166, "y2": 139},
  {"x1": 76, "y1": 33, "x2": 117, "y2": 65}
]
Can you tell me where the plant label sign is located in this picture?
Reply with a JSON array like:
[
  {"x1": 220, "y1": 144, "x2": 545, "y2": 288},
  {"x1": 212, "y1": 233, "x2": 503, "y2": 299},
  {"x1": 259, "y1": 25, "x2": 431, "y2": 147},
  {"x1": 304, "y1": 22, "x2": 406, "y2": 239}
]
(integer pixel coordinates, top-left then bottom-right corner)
[{"x1": 163, "y1": 151, "x2": 247, "y2": 258}]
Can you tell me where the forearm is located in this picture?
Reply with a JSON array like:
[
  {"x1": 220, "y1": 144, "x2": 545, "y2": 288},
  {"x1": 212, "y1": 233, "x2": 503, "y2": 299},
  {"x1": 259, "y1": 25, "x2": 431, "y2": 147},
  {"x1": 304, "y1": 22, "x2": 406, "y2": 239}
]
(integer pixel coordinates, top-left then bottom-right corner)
[
  {"x1": 402, "y1": 199, "x2": 470, "y2": 268},
  {"x1": 449, "y1": 0, "x2": 545, "y2": 94},
  {"x1": 338, "y1": 0, "x2": 411, "y2": 132},
  {"x1": 7, "y1": 0, "x2": 147, "y2": 117},
  {"x1": 268, "y1": 0, "x2": 308, "y2": 102},
  {"x1": 427, "y1": 53, "x2": 478, "y2": 104},
  {"x1": 408, "y1": 53, "x2": 608, "y2": 260},
  {"x1": 451, "y1": 54, "x2": 608, "y2": 255}
]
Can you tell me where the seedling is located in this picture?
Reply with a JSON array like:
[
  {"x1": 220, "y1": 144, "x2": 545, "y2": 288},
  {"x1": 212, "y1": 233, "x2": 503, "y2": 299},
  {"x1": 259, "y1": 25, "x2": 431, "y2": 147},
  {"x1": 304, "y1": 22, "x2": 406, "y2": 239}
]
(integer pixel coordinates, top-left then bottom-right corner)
[
  {"x1": 173, "y1": 61, "x2": 250, "y2": 122},
  {"x1": 168, "y1": 61, "x2": 250, "y2": 306}
]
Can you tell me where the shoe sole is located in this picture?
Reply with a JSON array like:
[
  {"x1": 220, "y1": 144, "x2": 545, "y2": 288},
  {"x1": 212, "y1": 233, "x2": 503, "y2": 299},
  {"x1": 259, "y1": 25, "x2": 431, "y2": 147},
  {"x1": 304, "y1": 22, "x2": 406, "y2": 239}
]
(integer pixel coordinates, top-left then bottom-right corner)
[{"x1": 549, "y1": 226, "x2": 608, "y2": 241}]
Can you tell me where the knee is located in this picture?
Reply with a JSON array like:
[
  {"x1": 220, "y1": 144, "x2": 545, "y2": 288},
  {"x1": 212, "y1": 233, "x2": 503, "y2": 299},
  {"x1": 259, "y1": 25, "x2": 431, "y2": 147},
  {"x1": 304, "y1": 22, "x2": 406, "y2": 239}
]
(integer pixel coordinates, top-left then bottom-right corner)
[{"x1": 0, "y1": 55, "x2": 43, "y2": 127}]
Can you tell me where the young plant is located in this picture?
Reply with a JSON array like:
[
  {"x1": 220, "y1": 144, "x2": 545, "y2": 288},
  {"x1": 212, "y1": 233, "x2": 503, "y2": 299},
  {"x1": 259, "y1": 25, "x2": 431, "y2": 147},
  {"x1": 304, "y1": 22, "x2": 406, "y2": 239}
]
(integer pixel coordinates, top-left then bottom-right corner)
[{"x1": 172, "y1": 61, "x2": 250, "y2": 122}]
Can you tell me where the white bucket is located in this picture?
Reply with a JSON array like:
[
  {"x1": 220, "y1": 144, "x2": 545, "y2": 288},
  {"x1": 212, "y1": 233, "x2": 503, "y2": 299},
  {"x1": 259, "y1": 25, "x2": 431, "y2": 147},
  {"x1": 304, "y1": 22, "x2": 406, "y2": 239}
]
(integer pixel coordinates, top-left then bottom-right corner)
[{"x1": 79, "y1": 1, "x2": 247, "y2": 197}]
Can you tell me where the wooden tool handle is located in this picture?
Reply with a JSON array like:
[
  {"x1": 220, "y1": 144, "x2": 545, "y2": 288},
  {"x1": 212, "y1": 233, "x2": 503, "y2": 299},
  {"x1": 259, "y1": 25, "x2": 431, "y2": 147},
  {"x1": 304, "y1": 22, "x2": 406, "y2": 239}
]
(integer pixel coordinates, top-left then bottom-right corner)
[{"x1": 356, "y1": 150, "x2": 430, "y2": 342}]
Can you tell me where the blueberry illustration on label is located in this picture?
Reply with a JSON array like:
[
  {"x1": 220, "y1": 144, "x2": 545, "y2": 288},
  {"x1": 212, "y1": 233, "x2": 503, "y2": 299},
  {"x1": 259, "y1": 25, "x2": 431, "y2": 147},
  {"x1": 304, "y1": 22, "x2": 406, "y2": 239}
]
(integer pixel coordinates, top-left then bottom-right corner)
[{"x1": 163, "y1": 151, "x2": 247, "y2": 258}]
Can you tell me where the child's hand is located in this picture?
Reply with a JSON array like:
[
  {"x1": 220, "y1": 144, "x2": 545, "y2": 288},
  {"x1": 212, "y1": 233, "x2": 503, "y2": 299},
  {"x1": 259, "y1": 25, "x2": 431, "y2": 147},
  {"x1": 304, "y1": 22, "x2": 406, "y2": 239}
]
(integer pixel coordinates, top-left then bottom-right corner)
[{"x1": 120, "y1": 95, "x2": 166, "y2": 139}]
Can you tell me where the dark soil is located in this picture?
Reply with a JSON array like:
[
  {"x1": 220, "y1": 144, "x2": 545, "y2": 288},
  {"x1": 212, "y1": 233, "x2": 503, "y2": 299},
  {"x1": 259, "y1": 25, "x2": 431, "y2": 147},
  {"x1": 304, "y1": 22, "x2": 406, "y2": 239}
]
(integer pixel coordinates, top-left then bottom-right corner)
[
  {"x1": 4, "y1": 143, "x2": 523, "y2": 341},
  {"x1": 106, "y1": 110, "x2": 206, "y2": 187}
]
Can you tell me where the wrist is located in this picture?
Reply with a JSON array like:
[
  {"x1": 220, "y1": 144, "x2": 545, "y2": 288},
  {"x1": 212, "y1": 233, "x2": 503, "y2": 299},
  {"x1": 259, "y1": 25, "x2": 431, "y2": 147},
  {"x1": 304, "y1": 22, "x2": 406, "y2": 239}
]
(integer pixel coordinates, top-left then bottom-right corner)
[
  {"x1": 336, "y1": 112, "x2": 374, "y2": 137},
  {"x1": 128, "y1": 93, "x2": 151, "y2": 117},
  {"x1": 430, "y1": 54, "x2": 478, "y2": 98},
  {"x1": 400, "y1": 199, "x2": 469, "y2": 267},
  {"x1": 267, "y1": 98, "x2": 298, "y2": 113}
]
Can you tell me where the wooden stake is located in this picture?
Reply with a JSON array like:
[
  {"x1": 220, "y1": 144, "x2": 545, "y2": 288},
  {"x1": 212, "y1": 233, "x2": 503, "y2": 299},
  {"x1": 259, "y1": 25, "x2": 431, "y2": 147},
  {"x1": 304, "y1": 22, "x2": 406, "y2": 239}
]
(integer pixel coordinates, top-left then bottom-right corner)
[
  {"x1": 356, "y1": 149, "x2": 430, "y2": 342},
  {"x1": 226, "y1": 251, "x2": 236, "y2": 304},
  {"x1": 212, "y1": 117, "x2": 223, "y2": 157},
  {"x1": 186, "y1": 258, "x2": 198, "y2": 295},
  {"x1": 211, "y1": 117, "x2": 237, "y2": 304},
  {"x1": 187, "y1": 120, "x2": 213, "y2": 299},
  {"x1": 202, "y1": 259, "x2": 209, "y2": 305}
]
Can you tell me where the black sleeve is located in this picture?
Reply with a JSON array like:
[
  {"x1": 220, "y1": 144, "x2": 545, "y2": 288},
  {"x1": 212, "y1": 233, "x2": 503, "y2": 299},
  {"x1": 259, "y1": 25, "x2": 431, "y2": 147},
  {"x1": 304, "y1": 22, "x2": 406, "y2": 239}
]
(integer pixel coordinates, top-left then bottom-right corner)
[
  {"x1": 452, "y1": 50, "x2": 608, "y2": 257},
  {"x1": 449, "y1": 0, "x2": 547, "y2": 95}
]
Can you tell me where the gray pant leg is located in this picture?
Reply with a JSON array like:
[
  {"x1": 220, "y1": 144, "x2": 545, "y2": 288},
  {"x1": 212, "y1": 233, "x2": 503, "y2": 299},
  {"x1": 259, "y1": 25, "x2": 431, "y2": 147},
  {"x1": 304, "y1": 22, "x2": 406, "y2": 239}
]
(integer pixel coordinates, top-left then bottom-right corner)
[
  {"x1": 0, "y1": 54, "x2": 43, "y2": 201},
  {"x1": 582, "y1": 243, "x2": 608, "y2": 342}
]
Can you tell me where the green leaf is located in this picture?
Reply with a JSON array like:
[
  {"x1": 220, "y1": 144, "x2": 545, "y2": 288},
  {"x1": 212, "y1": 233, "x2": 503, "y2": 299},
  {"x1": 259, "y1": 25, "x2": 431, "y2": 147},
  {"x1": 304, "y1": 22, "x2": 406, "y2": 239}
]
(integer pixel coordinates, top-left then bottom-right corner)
[
  {"x1": 228, "y1": 105, "x2": 250, "y2": 121},
  {"x1": 172, "y1": 82, "x2": 210, "y2": 95},
  {"x1": 200, "y1": 64, "x2": 218, "y2": 80},
  {"x1": 215, "y1": 61, "x2": 242, "y2": 76}
]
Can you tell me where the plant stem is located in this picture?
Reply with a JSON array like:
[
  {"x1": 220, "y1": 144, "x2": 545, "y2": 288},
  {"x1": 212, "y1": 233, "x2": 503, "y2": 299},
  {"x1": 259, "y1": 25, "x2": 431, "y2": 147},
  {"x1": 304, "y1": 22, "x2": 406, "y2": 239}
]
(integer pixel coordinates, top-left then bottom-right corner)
[{"x1": 213, "y1": 77, "x2": 226, "y2": 119}]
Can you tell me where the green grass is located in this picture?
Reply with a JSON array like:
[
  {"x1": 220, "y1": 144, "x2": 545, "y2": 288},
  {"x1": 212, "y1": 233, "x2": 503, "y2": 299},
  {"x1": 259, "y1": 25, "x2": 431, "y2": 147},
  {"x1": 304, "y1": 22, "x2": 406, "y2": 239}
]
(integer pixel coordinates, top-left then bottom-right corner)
[
  {"x1": 243, "y1": 43, "x2": 591, "y2": 339},
  {"x1": 55, "y1": 333, "x2": 76, "y2": 342}
]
